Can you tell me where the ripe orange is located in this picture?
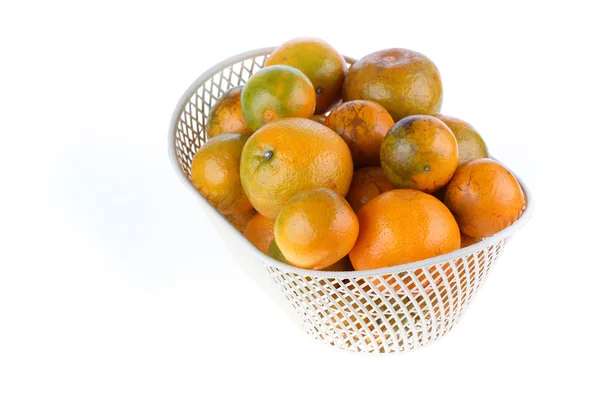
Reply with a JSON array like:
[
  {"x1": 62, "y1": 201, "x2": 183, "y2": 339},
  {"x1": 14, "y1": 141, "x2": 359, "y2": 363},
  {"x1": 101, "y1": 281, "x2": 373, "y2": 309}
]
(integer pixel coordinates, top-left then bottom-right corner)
[
  {"x1": 240, "y1": 118, "x2": 354, "y2": 220},
  {"x1": 444, "y1": 158, "x2": 525, "y2": 238},
  {"x1": 205, "y1": 86, "x2": 252, "y2": 139},
  {"x1": 325, "y1": 100, "x2": 395, "y2": 167},
  {"x1": 461, "y1": 233, "x2": 483, "y2": 248},
  {"x1": 268, "y1": 240, "x2": 354, "y2": 271},
  {"x1": 243, "y1": 213, "x2": 275, "y2": 254},
  {"x1": 343, "y1": 49, "x2": 443, "y2": 121},
  {"x1": 190, "y1": 133, "x2": 253, "y2": 215},
  {"x1": 345, "y1": 167, "x2": 395, "y2": 213},
  {"x1": 226, "y1": 208, "x2": 256, "y2": 233},
  {"x1": 435, "y1": 115, "x2": 488, "y2": 166},
  {"x1": 349, "y1": 189, "x2": 460, "y2": 270},
  {"x1": 241, "y1": 65, "x2": 315, "y2": 131},
  {"x1": 266, "y1": 38, "x2": 347, "y2": 114},
  {"x1": 274, "y1": 188, "x2": 359, "y2": 270},
  {"x1": 381, "y1": 115, "x2": 458, "y2": 193}
]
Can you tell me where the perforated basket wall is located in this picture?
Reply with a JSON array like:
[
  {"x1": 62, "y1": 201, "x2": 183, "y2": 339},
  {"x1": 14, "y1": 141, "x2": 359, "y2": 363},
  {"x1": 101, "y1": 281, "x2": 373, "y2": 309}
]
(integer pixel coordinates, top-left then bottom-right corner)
[{"x1": 169, "y1": 48, "x2": 532, "y2": 354}]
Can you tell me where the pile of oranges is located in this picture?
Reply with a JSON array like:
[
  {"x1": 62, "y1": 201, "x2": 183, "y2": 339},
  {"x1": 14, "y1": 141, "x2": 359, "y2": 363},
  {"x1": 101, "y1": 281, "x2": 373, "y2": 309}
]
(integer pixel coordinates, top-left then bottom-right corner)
[{"x1": 191, "y1": 38, "x2": 526, "y2": 276}]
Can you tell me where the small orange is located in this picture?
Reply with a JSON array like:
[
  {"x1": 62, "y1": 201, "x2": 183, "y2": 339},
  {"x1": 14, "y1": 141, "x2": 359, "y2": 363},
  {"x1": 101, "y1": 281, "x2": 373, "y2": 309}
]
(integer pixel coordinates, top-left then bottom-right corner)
[
  {"x1": 345, "y1": 167, "x2": 395, "y2": 213},
  {"x1": 444, "y1": 158, "x2": 525, "y2": 238},
  {"x1": 380, "y1": 115, "x2": 458, "y2": 193},
  {"x1": 205, "y1": 86, "x2": 252, "y2": 139},
  {"x1": 190, "y1": 133, "x2": 253, "y2": 215},
  {"x1": 243, "y1": 213, "x2": 275, "y2": 254},
  {"x1": 240, "y1": 118, "x2": 353, "y2": 220},
  {"x1": 268, "y1": 240, "x2": 354, "y2": 271},
  {"x1": 274, "y1": 188, "x2": 359, "y2": 270},
  {"x1": 266, "y1": 38, "x2": 347, "y2": 114},
  {"x1": 435, "y1": 115, "x2": 488, "y2": 166},
  {"x1": 325, "y1": 100, "x2": 395, "y2": 167},
  {"x1": 226, "y1": 208, "x2": 256, "y2": 233},
  {"x1": 241, "y1": 65, "x2": 315, "y2": 131}
]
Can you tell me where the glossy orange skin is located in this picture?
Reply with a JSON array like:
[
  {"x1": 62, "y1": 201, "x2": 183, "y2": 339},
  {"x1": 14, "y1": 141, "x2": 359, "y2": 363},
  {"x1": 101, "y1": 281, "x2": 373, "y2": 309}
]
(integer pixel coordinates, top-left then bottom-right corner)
[
  {"x1": 325, "y1": 100, "x2": 394, "y2": 167},
  {"x1": 268, "y1": 240, "x2": 353, "y2": 271},
  {"x1": 444, "y1": 158, "x2": 525, "y2": 238},
  {"x1": 241, "y1": 65, "x2": 316, "y2": 131},
  {"x1": 349, "y1": 189, "x2": 460, "y2": 271},
  {"x1": 274, "y1": 188, "x2": 359, "y2": 270},
  {"x1": 240, "y1": 118, "x2": 354, "y2": 220},
  {"x1": 345, "y1": 167, "x2": 395, "y2": 213},
  {"x1": 191, "y1": 133, "x2": 253, "y2": 215},
  {"x1": 343, "y1": 49, "x2": 443, "y2": 121},
  {"x1": 226, "y1": 208, "x2": 256, "y2": 233},
  {"x1": 243, "y1": 213, "x2": 275, "y2": 254},
  {"x1": 206, "y1": 86, "x2": 253, "y2": 139},
  {"x1": 381, "y1": 115, "x2": 458, "y2": 193},
  {"x1": 435, "y1": 115, "x2": 488, "y2": 166},
  {"x1": 266, "y1": 38, "x2": 347, "y2": 114}
]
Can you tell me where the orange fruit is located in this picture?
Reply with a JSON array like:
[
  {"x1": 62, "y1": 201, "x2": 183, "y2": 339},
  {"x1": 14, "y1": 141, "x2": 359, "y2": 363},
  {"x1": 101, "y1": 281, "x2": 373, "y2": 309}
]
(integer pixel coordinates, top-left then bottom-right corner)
[
  {"x1": 343, "y1": 49, "x2": 443, "y2": 121},
  {"x1": 349, "y1": 189, "x2": 460, "y2": 270},
  {"x1": 444, "y1": 158, "x2": 525, "y2": 238},
  {"x1": 380, "y1": 115, "x2": 458, "y2": 193},
  {"x1": 240, "y1": 118, "x2": 354, "y2": 219},
  {"x1": 243, "y1": 213, "x2": 275, "y2": 254},
  {"x1": 310, "y1": 114, "x2": 327, "y2": 124},
  {"x1": 345, "y1": 167, "x2": 395, "y2": 213},
  {"x1": 266, "y1": 38, "x2": 347, "y2": 114},
  {"x1": 226, "y1": 208, "x2": 256, "y2": 233},
  {"x1": 274, "y1": 188, "x2": 359, "y2": 270},
  {"x1": 241, "y1": 65, "x2": 315, "y2": 131},
  {"x1": 268, "y1": 240, "x2": 353, "y2": 271},
  {"x1": 461, "y1": 233, "x2": 483, "y2": 248},
  {"x1": 190, "y1": 133, "x2": 253, "y2": 215},
  {"x1": 435, "y1": 115, "x2": 488, "y2": 166},
  {"x1": 205, "y1": 86, "x2": 252, "y2": 139},
  {"x1": 325, "y1": 100, "x2": 395, "y2": 167}
]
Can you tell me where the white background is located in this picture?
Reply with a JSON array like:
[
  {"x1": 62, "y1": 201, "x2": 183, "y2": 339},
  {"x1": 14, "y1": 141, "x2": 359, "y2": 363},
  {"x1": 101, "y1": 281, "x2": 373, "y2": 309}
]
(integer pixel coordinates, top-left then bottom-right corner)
[{"x1": 1, "y1": 1, "x2": 599, "y2": 399}]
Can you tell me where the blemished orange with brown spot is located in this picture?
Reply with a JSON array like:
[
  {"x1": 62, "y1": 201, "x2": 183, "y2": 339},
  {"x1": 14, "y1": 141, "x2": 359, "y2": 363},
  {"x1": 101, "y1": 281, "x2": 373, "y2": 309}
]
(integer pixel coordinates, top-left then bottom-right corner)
[
  {"x1": 435, "y1": 115, "x2": 488, "y2": 166},
  {"x1": 380, "y1": 115, "x2": 458, "y2": 193},
  {"x1": 349, "y1": 189, "x2": 460, "y2": 272},
  {"x1": 346, "y1": 167, "x2": 395, "y2": 213},
  {"x1": 226, "y1": 208, "x2": 256, "y2": 233},
  {"x1": 243, "y1": 213, "x2": 275, "y2": 254},
  {"x1": 274, "y1": 188, "x2": 359, "y2": 270},
  {"x1": 444, "y1": 158, "x2": 525, "y2": 238},
  {"x1": 205, "y1": 86, "x2": 253, "y2": 139},
  {"x1": 191, "y1": 133, "x2": 253, "y2": 215},
  {"x1": 325, "y1": 100, "x2": 395, "y2": 167},
  {"x1": 240, "y1": 118, "x2": 354, "y2": 220}
]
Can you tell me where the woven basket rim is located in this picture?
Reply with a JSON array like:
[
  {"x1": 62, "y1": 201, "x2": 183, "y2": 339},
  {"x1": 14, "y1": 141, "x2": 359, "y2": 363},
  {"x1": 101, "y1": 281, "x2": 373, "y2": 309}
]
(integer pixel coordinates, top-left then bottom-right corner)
[{"x1": 168, "y1": 47, "x2": 534, "y2": 279}]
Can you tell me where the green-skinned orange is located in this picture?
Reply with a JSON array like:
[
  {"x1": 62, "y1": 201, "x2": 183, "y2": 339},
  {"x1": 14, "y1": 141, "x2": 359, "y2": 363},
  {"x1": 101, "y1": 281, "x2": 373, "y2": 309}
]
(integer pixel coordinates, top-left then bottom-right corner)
[{"x1": 435, "y1": 115, "x2": 488, "y2": 166}]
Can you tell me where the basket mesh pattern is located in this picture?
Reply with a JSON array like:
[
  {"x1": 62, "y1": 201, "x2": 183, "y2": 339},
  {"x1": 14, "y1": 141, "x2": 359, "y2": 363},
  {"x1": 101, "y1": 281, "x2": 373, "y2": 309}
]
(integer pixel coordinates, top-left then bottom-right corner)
[{"x1": 172, "y1": 51, "x2": 513, "y2": 353}]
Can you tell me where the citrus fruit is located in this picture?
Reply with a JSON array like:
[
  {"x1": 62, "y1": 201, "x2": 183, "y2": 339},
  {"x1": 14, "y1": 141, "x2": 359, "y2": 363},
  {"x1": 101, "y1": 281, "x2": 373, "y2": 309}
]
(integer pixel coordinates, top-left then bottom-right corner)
[
  {"x1": 444, "y1": 158, "x2": 525, "y2": 238},
  {"x1": 310, "y1": 114, "x2": 327, "y2": 124},
  {"x1": 274, "y1": 188, "x2": 359, "y2": 270},
  {"x1": 349, "y1": 189, "x2": 460, "y2": 270},
  {"x1": 435, "y1": 115, "x2": 488, "y2": 165},
  {"x1": 461, "y1": 233, "x2": 483, "y2": 248},
  {"x1": 226, "y1": 208, "x2": 256, "y2": 233},
  {"x1": 266, "y1": 38, "x2": 347, "y2": 114},
  {"x1": 243, "y1": 213, "x2": 275, "y2": 254},
  {"x1": 240, "y1": 118, "x2": 353, "y2": 219},
  {"x1": 325, "y1": 100, "x2": 394, "y2": 166},
  {"x1": 381, "y1": 115, "x2": 458, "y2": 193},
  {"x1": 190, "y1": 133, "x2": 253, "y2": 215},
  {"x1": 205, "y1": 86, "x2": 252, "y2": 139},
  {"x1": 345, "y1": 167, "x2": 395, "y2": 213},
  {"x1": 342, "y1": 48, "x2": 443, "y2": 121},
  {"x1": 241, "y1": 65, "x2": 315, "y2": 131},
  {"x1": 268, "y1": 240, "x2": 353, "y2": 271}
]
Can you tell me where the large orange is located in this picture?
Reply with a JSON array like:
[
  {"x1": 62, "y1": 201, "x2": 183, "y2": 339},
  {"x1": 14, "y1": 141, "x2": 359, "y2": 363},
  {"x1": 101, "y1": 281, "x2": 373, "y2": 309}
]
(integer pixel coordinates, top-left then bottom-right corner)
[
  {"x1": 240, "y1": 118, "x2": 354, "y2": 219},
  {"x1": 380, "y1": 115, "x2": 458, "y2": 193},
  {"x1": 325, "y1": 100, "x2": 394, "y2": 167},
  {"x1": 349, "y1": 189, "x2": 460, "y2": 270},
  {"x1": 345, "y1": 167, "x2": 395, "y2": 213},
  {"x1": 190, "y1": 133, "x2": 253, "y2": 215},
  {"x1": 241, "y1": 65, "x2": 315, "y2": 131},
  {"x1": 243, "y1": 213, "x2": 275, "y2": 254},
  {"x1": 444, "y1": 158, "x2": 525, "y2": 238},
  {"x1": 266, "y1": 38, "x2": 347, "y2": 114},
  {"x1": 343, "y1": 49, "x2": 443, "y2": 121},
  {"x1": 435, "y1": 115, "x2": 488, "y2": 166},
  {"x1": 274, "y1": 188, "x2": 359, "y2": 270},
  {"x1": 205, "y1": 86, "x2": 252, "y2": 139}
]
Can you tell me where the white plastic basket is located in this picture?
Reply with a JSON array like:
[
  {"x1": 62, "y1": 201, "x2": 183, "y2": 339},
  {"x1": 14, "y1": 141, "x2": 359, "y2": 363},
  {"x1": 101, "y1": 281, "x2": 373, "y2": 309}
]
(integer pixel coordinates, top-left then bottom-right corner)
[{"x1": 168, "y1": 47, "x2": 534, "y2": 354}]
